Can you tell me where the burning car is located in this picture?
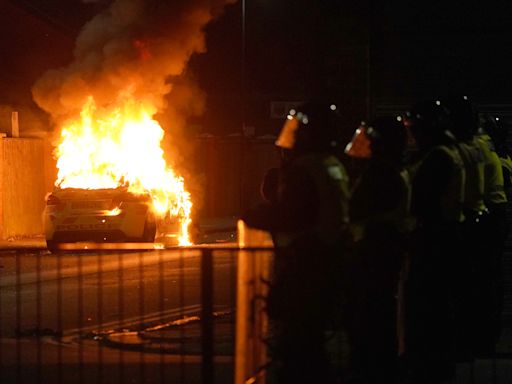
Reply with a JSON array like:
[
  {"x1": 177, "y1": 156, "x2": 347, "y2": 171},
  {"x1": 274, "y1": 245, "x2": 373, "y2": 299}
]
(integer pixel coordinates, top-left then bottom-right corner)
[
  {"x1": 42, "y1": 97, "x2": 194, "y2": 251},
  {"x1": 44, "y1": 187, "x2": 158, "y2": 251}
]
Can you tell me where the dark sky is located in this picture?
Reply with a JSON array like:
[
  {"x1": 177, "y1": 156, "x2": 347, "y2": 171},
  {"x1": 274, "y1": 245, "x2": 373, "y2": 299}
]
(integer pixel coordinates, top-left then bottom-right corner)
[
  {"x1": 371, "y1": 1, "x2": 512, "y2": 103},
  {"x1": 1, "y1": 0, "x2": 512, "y2": 134},
  {"x1": 192, "y1": 0, "x2": 512, "y2": 132}
]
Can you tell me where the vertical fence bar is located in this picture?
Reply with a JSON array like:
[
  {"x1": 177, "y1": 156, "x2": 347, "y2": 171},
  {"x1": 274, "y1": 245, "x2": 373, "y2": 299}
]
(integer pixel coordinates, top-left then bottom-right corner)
[
  {"x1": 235, "y1": 221, "x2": 273, "y2": 384},
  {"x1": 235, "y1": 243, "x2": 249, "y2": 384},
  {"x1": 118, "y1": 252, "x2": 125, "y2": 384},
  {"x1": 78, "y1": 253, "x2": 84, "y2": 384},
  {"x1": 36, "y1": 251, "x2": 42, "y2": 384},
  {"x1": 15, "y1": 253, "x2": 21, "y2": 384},
  {"x1": 179, "y1": 249, "x2": 185, "y2": 383},
  {"x1": 97, "y1": 252, "x2": 105, "y2": 384},
  {"x1": 57, "y1": 252, "x2": 63, "y2": 384},
  {"x1": 201, "y1": 248, "x2": 214, "y2": 384},
  {"x1": 138, "y1": 251, "x2": 145, "y2": 382},
  {"x1": 230, "y1": 249, "x2": 236, "y2": 368},
  {"x1": 158, "y1": 250, "x2": 165, "y2": 384}
]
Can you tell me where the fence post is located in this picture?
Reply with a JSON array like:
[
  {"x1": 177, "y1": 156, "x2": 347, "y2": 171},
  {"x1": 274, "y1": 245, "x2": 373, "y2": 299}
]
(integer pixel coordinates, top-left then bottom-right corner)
[
  {"x1": 201, "y1": 248, "x2": 214, "y2": 384},
  {"x1": 235, "y1": 220, "x2": 273, "y2": 384}
]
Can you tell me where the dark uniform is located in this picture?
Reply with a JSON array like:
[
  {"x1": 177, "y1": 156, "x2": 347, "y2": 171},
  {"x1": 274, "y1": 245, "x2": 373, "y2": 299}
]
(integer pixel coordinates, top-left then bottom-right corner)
[
  {"x1": 474, "y1": 129, "x2": 508, "y2": 355},
  {"x1": 404, "y1": 101, "x2": 465, "y2": 383},
  {"x1": 443, "y1": 97, "x2": 488, "y2": 360},
  {"x1": 345, "y1": 117, "x2": 412, "y2": 384},
  {"x1": 481, "y1": 114, "x2": 512, "y2": 200},
  {"x1": 481, "y1": 115, "x2": 512, "y2": 352},
  {"x1": 500, "y1": 154, "x2": 512, "y2": 200},
  {"x1": 243, "y1": 102, "x2": 350, "y2": 384}
]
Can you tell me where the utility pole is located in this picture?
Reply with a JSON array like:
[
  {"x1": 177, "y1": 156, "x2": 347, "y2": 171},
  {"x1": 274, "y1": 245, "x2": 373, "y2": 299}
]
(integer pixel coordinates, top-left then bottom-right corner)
[{"x1": 239, "y1": 0, "x2": 247, "y2": 215}]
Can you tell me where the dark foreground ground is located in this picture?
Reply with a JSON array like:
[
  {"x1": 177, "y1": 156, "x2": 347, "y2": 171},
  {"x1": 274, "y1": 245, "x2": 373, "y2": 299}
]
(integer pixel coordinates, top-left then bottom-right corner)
[{"x1": 1, "y1": 216, "x2": 512, "y2": 383}]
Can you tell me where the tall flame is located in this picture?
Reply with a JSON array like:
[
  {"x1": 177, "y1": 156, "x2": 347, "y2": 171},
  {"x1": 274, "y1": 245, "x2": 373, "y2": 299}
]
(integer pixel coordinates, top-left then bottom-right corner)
[
  {"x1": 56, "y1": 96, "x2": 192, "y2": 245},
  {"x1": 33, "y1": 0, "x2": 238, "y2": 245}
]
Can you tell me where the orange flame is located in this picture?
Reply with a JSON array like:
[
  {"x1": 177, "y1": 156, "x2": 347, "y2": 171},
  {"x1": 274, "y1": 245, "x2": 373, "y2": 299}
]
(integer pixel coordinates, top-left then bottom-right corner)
[{"x1": 55, "y1": 96, "x2": 192, "y2": 245}]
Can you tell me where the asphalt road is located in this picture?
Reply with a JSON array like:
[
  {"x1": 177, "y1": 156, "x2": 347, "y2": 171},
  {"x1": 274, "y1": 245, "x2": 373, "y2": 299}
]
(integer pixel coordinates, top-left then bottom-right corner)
[
  {"x1": 3, "y1": 231, "x2": 512, "y2": 383},
  {"x1": 0, "y1": 245, "x2": 238, "y2": 384}
]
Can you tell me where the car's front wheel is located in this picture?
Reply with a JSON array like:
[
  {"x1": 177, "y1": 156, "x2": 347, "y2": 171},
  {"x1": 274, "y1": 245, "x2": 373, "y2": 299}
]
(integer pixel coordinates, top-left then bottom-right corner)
[{"x1": 142, "y1": 218, "x2": 157, "y2": 242}]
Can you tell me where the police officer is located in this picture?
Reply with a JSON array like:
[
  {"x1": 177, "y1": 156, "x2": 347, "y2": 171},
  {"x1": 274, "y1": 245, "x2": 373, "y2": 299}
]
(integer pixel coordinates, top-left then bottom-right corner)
[
  {"x1": 445, "y1": 97, "x2": 486, "y2": 221},
  {"x1": 474, "y1": 114, "x2": 509, "y2": 356},
  {"x1": 404, "y1": 100, "x2": 465, "y2": 383},
  {"x1": 480, "y1": 114, "x2": 512, "y2": 200},
  {"x1": 242, "y1": 101, "x2": 351, "y2": 384},
  {"x1": 443, "y1": 96, "x2": 487, "y2": 360},
  {"x1": 344, "y1": 116, "x2": 412, "y2": 384}
]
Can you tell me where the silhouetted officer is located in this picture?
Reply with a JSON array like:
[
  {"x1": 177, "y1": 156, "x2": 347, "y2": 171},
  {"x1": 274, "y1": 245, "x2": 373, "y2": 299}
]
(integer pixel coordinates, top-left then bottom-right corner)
[
  {"x1": 242, "y1": 102, "x2": 351, "y2": 384},
  {"x1": 481, "y1": 114, "x2": 512, "y2": 200},
  {"x1": 344, "y1": 116, "x2": 413, "y2": 384},
  {"x1": 443, "y1": 96, "x2": 487, "y2": 360},
  {"x1": 404, "y1": 100, "x2": 465, "y2": 383},
  {"x1": 474, "y1": 114, "x2": 509, "y2": 356}
]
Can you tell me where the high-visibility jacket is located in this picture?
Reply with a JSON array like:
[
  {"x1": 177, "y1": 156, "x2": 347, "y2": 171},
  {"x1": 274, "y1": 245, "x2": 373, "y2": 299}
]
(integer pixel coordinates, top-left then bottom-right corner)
[
  {"x1": 456, "y1": 139, "x2": 486, "y2": 214},
  {"x1": 476, "y1": 133, "x2": 507, "y2": 206}
]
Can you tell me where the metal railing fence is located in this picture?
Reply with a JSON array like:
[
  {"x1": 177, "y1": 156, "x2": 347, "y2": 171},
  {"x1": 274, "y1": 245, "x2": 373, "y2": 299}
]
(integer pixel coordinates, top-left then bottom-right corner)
[
  {"x1": 3, "y1": 223, "x2": 512, "y2": 384},
  {"x1": 0, "y1": 243, "x2": 271, "y2": 384}
]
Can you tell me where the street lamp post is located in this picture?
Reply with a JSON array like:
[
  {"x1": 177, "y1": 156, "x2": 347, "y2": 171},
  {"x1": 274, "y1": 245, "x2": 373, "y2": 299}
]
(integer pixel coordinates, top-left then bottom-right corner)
[{"x1": 239, "y1": 0, "x2": 246, "y2": 214}]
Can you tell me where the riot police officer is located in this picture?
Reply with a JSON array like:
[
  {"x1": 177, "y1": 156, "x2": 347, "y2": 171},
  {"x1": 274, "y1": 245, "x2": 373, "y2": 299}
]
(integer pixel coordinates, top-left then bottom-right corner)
[
  {"x1": 474, "y1": 114, "x2": 509, "y2": 356},
  {"x1": 242, "y1": 101, "x2": 351, "y2": 384},
  {"x1": 443, "y1": 96, "x2": 487, "y2": 360},
  {"x1": 404, "y1": 100, "x2": 465, "y2": 383},
  {"x1": 481, "y1": 114, "x2": 512, "y2": 200},
  {"x1": 345, "y1": 116, "x2": 412, "y2": 384}
]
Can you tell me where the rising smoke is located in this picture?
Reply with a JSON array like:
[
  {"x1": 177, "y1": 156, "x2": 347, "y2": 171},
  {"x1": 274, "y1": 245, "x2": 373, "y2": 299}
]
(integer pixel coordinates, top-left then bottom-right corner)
[
  {"x1": 32, "y1": 0, "x2": 237, "y2": 213},
  {"x1": 33, "y1": 0, "x2": 236, "y2": 122}
]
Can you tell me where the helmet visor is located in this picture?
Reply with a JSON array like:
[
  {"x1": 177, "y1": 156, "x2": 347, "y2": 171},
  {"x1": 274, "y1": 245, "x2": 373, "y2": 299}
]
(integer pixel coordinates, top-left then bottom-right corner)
[
  {"x1": 275, "y1": 116, "x2": 299, "y2": 149},
  {"x1": 344, "y1": 124, "x2": 372, "y2": 158},
  {"x1": 403, "y1": 115, "x2": 418, "y2": 150}
]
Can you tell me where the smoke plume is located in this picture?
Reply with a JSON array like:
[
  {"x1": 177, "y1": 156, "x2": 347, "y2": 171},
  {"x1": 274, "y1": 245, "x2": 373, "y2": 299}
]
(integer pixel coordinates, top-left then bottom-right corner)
[
  {"x1": 32, "y1": 0, "x2": 237, "y2": 214},
  {"x1": 32, "y1": 0, "x2": 236, "y2": 127}
]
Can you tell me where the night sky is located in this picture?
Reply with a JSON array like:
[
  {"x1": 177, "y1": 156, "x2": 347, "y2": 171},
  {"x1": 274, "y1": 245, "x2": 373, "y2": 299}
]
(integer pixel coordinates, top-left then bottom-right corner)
[{"x1": 1, "y1": 0, "x2": 512, "y2": 136}]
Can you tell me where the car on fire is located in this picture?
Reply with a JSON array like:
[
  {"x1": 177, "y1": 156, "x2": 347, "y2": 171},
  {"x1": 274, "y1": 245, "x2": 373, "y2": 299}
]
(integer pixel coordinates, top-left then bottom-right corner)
[{"x1": 44, "y1": 187, "x2": 158, "y2": 252}]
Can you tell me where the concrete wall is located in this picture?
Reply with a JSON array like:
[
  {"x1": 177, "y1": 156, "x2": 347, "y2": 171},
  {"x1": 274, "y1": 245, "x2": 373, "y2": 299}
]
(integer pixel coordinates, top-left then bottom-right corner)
[{"x1": 0, "y1": 138, "x2": 48, "y2": 238}]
